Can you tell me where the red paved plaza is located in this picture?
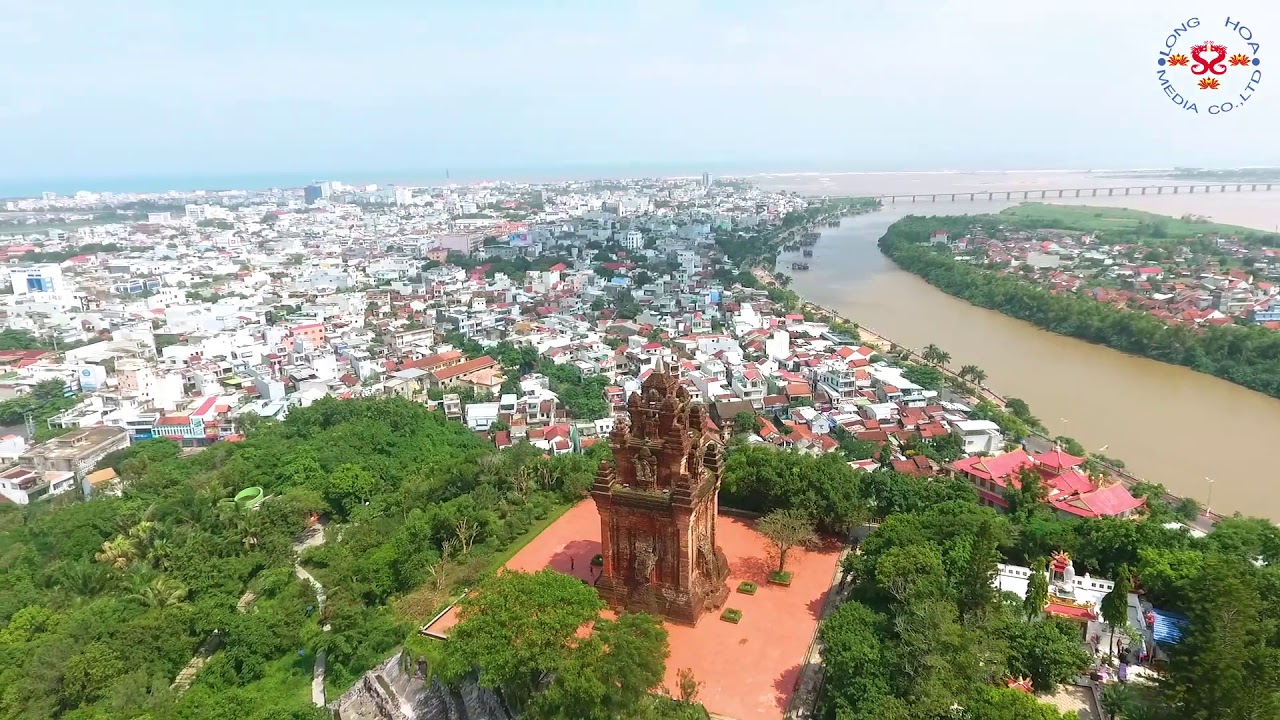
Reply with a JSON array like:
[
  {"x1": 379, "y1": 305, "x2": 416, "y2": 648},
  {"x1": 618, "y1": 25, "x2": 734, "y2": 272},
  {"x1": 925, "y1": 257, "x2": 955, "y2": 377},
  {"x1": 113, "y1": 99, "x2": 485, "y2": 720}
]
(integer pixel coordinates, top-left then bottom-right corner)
[{"x1": 504, "y1": 501, "x2": 842, "y2": 720}]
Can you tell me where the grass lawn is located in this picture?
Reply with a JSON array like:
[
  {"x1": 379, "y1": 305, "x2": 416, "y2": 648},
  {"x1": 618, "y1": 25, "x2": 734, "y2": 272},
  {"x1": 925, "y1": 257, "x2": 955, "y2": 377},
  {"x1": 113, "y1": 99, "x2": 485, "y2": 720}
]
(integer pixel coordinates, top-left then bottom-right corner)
[{"x1": 997, "y1": 203, "x2": 1264, "y2": 243}]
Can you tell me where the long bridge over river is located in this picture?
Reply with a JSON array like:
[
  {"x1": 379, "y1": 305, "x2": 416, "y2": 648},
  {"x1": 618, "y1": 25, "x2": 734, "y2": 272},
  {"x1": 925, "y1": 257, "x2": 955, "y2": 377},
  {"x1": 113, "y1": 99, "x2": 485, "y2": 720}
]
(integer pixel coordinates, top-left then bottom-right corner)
[{"x1": 873, "y1": 182, "x2": 1278, "y2": 203}]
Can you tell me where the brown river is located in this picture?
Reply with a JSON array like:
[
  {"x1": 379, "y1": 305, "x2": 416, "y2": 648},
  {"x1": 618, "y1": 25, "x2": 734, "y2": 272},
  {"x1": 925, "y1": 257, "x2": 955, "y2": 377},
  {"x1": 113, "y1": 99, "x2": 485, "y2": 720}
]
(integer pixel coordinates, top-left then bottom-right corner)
[{"x1": 756, "y1": 171, "x2": 1280, "y2": 519}]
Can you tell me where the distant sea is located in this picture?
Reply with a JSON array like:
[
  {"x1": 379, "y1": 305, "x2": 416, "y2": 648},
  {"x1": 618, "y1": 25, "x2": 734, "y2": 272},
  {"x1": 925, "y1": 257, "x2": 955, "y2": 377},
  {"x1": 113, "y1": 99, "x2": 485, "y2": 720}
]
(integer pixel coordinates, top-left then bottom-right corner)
[
  {"x1": 0, "y1": 162, "x2": 791, "y2": 198},
  {"x1": 0, "y1": 162, "x2": 1118, "y2": 199}
]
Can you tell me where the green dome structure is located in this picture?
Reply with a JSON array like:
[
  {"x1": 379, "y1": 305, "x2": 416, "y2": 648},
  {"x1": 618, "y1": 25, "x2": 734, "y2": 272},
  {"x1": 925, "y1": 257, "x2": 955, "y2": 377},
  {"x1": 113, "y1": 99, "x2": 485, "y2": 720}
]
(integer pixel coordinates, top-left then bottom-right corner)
[{"x1": 233, "y1": 486, "x2": 265, "y2": 510}]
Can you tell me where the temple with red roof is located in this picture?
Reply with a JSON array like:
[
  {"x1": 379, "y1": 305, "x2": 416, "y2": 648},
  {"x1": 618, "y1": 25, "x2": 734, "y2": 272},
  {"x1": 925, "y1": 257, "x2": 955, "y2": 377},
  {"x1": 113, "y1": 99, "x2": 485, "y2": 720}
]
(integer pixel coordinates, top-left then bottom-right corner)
[
  {"x1": 994, "y1": 552, "x2": 1124, "y2": 642},
  {"x1": 950, "y1": 446, "x2": 1144, "y2": 519}
]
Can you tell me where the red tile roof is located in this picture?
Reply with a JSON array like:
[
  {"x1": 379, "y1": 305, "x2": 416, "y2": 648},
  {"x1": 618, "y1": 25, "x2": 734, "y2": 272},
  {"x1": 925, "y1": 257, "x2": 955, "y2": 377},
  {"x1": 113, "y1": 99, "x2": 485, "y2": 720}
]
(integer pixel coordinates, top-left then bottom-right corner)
[
  {"x1": 402, "y1": 349, "x2": 464, "y2": 372},
  {"x1": 1032, "y1": 448, "x2": 1085, "y2": 471},
  {"x1": 784, "y1": 382, "x2": 811, "y2": 397},
  {"x1": 432, "y1": 355, "x2": 497, "y2": 381},
  {"x1": 951, "y1": 449, "x2": 1036, "y2": 485},
  {"x1": 1050, "y1": 483, "x2": 1146, "y2": 519}
]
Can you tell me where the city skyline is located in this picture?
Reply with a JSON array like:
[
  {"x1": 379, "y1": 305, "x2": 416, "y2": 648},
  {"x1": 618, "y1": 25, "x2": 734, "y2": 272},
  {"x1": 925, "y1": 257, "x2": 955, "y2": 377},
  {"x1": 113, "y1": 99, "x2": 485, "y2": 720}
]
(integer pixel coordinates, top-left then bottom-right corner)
[{"x1": 4, "y1": 0, "x2": 1279, "y2": 184}]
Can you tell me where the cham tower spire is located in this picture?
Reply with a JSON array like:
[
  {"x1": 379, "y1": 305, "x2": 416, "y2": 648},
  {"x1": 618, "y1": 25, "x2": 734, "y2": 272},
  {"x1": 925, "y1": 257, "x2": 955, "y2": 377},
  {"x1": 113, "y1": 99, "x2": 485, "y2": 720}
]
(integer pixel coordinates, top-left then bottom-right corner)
[{"x1": 590, "y1": 363, "x2": 731, "y2": 625}]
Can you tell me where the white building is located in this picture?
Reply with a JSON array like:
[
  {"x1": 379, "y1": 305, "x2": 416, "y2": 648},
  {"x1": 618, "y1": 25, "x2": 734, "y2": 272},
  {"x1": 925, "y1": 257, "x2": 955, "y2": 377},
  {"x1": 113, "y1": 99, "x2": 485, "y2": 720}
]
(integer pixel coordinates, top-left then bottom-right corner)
[
  {"x1": 730, "y1": 366, "x2": 766, "y2": 406},
  {"x1": 9, "y1": 263, "x2": 66, "y2": 296},
  {"x1": 465, "y1": 402, "x2": 500, "y2": 431},
  {"x1": 0, "y1": 466, "x2": 75, "y2": 505},
  {"x1": 0, "y1": 434, "x2": 27, "y2": 462},
  {"x1": 994, "y1": 553, "x2": 1142, "y2": 653},
  {"x1": 951, "y1": 419, "x2": 1004, "y2": 455},
  {"x1": 623, "y1": 229, "x2": 644, "y2": 251}
]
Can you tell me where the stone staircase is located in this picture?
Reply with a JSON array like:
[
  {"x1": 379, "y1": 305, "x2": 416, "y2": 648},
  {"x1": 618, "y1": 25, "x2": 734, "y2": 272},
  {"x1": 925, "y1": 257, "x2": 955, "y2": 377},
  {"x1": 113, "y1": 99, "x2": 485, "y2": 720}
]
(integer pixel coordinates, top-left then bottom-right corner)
[
  {"x1": 334, "y1": 650, "x2": 512, "y2": 720},
  {"x1": 169, "y1": 631, "x2": 224, "y2": 693}
]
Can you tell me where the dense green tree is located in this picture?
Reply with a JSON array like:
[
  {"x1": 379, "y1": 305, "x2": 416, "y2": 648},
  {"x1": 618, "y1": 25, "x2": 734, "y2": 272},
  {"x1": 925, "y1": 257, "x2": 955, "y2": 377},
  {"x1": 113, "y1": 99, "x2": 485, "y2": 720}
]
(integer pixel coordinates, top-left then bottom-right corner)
[
  {"x1": 874, "y1": 544, "x2": 947, "y2": 605},
  {"x1": 438, "y1": 569, "x2": 605, "y2": 709},
  {"x1": 901, "y1": 363, "x2": 945, "y2": 391},
  {"x1": 536, "y1": 361, "x2": 610, "y2": 420},
  {"x1": 0, "y1": 378, "x2": 78, "y2": 426},
  {"x1": 959, "y1": 687, "x2": 1078, "y2": 720},
  {"x1": 733, "y1": 410, "x2": 763, "y2": 435},
  {"x1": 818, "y1": 601, "x2": 894, "y2": 718},
  {"x1": 1162, "y1": 554, "x2": 1280, "y2": 720},
  {"x1": 1134, "y1": 546, "x2": 1202, "y2": 608},
  {"x1": 955, "y1": 522, "x2": 1000, "y2": 622},
  {"x1": 857, "y1": 469, "x2": 977, "y2": 519},
  {"x1": 1002, "y1": 617, "x2": 1091, "y2": 692},
  {"x1": 0, "y1": 328, "x2": 49, "y2": 351},
  {"x1": 0, "y1": 396, "x2": 608, "y2": 719},
  {"x1": 1023, "y1": 560, "x2": 1049, "y2": 621},
  {"x1": 324, "y1": 463, "x2": 380, "y2": 517},
  {"x1": 721, "y1": 445, "x2": 866, "y2": 532},
  {"x1": 529, "y1": 612, "x2": 669, "y2": 720},
  {"x1": 1100, "y1": 565, "x2": 1132, "y2": 656}
]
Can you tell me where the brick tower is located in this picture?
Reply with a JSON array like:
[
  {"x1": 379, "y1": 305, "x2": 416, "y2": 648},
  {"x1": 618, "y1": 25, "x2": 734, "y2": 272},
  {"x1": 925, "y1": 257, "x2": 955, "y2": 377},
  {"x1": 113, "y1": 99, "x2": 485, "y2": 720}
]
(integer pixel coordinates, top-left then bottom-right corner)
[{"x1": 591, "y1": 364, "x2": 731, "y2": 625}]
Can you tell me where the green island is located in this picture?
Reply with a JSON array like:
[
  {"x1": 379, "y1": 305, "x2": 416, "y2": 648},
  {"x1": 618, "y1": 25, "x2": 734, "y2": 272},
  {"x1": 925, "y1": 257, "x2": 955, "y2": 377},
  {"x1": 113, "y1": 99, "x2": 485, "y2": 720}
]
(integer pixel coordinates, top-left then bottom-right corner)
[{"x1": 879, "y1": 204, "x2": 1280, "y2": 399}]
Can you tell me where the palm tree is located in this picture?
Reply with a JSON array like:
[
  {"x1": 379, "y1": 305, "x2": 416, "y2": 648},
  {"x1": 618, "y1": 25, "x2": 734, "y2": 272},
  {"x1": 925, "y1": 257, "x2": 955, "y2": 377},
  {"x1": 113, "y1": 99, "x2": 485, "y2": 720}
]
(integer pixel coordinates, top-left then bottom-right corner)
[
  {"x1": 147, "y1": 538, "x2": 174, "y2": 570},
  {"x1": 57, "y1": 562, "x2": 112, "y2": 597},
  {"x1": 922, "y1": 344, "x2": 952, "y2": 366},
  {"x1": 95, "y1": 536, "x2": 140, "y2": 569},
  {"x1": 129, "y1": 577, "x2": 189, "y2": 611},
  {"x1": 959, "y1": 364, "x2": 987, "y2": 386},
  {"x1": 1100, "y1": 683, "x2": 1138, "y2": 720},
  {"x1": 122, "y1": 563, "x2": 158, "y2": 595},
  {"x1": 234, "y1": 517, "x2": 262, "y2": 551}
]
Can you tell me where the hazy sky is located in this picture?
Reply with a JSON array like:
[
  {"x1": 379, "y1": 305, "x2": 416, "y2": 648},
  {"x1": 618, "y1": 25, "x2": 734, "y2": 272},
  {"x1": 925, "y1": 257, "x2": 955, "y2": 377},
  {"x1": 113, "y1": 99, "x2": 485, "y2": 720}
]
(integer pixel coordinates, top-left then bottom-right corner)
[{"x1": 2, "y1": 0, "x2": 1278, "y2": 181}]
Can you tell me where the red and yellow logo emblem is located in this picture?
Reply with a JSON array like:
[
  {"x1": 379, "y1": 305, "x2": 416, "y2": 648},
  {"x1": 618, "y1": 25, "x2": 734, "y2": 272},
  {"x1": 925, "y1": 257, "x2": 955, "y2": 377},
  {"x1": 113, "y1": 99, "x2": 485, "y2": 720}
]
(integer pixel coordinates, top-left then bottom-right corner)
[{"x1": 1157, "y1": 17, "x2": 1263, "y2": 115}]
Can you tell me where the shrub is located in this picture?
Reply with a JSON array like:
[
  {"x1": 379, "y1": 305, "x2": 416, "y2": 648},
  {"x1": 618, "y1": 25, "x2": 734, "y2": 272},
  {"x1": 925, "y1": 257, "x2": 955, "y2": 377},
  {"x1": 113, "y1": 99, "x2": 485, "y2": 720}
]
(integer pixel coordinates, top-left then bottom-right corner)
[
  {"x1": 768, "y1": 570, "x2": 793, "y2": 587},
  {"x1": 590, "y1": 554, "x2": 604, "y2": 567},
  {"x1": 736, "y1": 581, "x2": 757, "y2": 595},
  {"x1": 720, "y1": 608, "x2": 742, "y2": 624}
]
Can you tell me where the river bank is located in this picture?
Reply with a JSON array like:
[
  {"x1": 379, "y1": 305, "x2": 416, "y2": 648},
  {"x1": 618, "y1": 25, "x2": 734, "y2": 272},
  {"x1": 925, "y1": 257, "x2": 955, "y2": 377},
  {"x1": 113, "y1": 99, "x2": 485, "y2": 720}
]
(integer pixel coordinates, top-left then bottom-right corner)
[
  {"x1": 776, "y1": 200, "x2": 1280, "y2": 520},
  {"x1": 877, "y1": 210, "x2": 1280, "y2": 401},
  {"x1": 754, "y1": 263, "x2": 1223, "y2": 532}
]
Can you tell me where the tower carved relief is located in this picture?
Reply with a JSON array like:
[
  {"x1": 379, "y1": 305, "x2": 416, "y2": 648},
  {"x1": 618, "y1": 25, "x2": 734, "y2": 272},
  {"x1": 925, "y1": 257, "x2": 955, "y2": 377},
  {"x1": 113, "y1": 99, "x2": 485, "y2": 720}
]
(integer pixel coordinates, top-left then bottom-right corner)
[{"x1": 590, "y1": 364, "x2": 731, "y2": 625}]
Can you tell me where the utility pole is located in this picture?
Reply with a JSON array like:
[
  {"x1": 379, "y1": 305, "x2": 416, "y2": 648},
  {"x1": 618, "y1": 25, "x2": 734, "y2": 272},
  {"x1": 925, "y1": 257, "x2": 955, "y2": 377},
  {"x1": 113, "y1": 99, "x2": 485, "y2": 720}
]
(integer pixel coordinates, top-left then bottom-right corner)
[{"x1": 23, "y1": 411, "x2": 35, "y2": 440}]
